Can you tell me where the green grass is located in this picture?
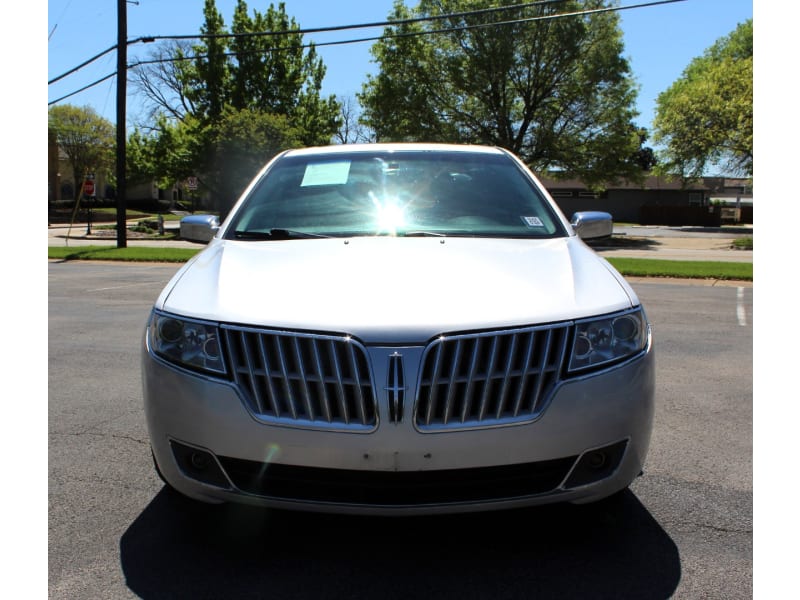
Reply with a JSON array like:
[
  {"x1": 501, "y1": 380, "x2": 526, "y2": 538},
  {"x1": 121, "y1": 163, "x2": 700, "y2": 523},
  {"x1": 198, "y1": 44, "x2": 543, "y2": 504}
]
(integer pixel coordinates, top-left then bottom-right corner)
[
  {"x1": 88, "y1": 207, "x2": 153, "y2": 219},
  {"x1": 48, "y1": 246, "x2": 753, "y2": 281},
  {"x1": 732, "y1": 237, "x2": 753, "y2": 250},
  {"x1": 47, "y1": 245, "x2": 200, "y2": 263},
  {"x1": 606, "y1": 257, "x2": 752, "y2": 281}
]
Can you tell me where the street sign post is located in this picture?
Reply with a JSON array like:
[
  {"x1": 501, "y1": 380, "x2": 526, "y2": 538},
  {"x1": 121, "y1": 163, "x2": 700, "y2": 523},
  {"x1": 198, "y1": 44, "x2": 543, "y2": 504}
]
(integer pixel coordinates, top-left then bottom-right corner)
[
  {"x1": 84, "y1": 174, "x2": 96, "y2": 235},
  {"x1": 187, "y1": 176, "x2": 198, "y2": 213}
]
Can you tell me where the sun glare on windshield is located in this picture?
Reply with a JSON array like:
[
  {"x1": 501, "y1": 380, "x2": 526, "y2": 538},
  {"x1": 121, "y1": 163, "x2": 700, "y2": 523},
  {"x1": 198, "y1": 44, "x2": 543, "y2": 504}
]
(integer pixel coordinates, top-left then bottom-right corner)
[{"x1": 372, "y1": 195, "x2": 408, "y2": 235}]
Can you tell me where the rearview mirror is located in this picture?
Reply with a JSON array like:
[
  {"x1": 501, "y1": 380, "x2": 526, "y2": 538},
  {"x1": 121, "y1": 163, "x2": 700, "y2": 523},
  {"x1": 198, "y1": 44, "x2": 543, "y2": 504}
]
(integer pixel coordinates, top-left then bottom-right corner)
[{"x1": 570, "y1": 211, "x2": 613, "y2": 240}]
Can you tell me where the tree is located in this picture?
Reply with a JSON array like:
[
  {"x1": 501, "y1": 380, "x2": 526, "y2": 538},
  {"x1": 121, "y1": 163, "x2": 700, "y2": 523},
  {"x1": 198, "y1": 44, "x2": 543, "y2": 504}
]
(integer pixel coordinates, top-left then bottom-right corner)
[
  {"x1": 48, "y1": 105, "x2": 115, "y2": 201},
  {"x1": 653, "y1": 20, "x2": 753, "y2": 179},
  {"x1": 127, "y1": 116, "x2": 195, "y2": 189},
  {"x1": 187, "y1": 0, "x2": 230, "y2": 123},
  {"x1": 224, "y1": 0, "x2": 340, "y2": 146},
  {"x1": 204, "y1": 108, "x2": 304, "y2": 207},
  {"x1": 359, "y1": 0, "x2": 646, "y2": 186},
  {"x1": 127, "y1": 0, "x2": 341, "y2": 213},
  {"x1": 129, "y1": 40, "x2": 198, "y2": 127},
  {"x1": 334, "y1": 95, "x2": 375, "y2": 144}
]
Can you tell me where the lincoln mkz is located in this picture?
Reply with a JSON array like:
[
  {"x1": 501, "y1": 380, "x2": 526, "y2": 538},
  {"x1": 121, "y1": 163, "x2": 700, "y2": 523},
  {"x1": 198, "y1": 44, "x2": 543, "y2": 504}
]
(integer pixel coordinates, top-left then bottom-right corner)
[{"x1": 142, "y1": 144, "x2": 655, "y2": 515}]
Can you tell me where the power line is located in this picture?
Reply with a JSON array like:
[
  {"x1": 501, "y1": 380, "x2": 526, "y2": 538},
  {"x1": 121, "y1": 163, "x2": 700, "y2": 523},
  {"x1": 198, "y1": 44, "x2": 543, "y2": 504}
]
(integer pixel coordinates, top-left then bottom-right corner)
[
  {"x1": 149, "y1": 0, "x2": 568, "y2": 42},
  {"x1": 130, "y1": 0, "x2": 686, "y2": 68},
  {"x1": 48, "y1": 0, "x2": 686, "y2": 106},
  {"x1": 48, "y1": 0, "x2": 75, "y2": 43},
  {"x1": 49, "y1": 1, "x2": 565, "y2": 88},
  {"x1": 48, "y1": 36, "x2": 155, "y2": 85},
  {"x1": 48, "y1": 45, "x2": 117, "y2": 85},
  {"x1": 49, "y1": 72, "x2": 116, "y2": 105}
]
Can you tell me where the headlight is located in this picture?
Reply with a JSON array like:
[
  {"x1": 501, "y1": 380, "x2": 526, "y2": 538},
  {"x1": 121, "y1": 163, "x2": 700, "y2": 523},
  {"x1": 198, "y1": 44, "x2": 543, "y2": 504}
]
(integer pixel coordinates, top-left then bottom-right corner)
[
  {"x1": 568, "y1": 308, "x2": 649, "y2": 373},
  {"x1": 147, "y1": 310, "x2": 226, "y2": 375}
]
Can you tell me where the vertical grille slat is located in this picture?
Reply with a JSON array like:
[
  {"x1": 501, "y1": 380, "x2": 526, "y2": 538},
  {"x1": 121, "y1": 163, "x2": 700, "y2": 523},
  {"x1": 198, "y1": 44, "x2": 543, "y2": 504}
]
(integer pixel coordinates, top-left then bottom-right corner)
[
  {"x1": 442, "y1": 340, "x2": 464, "y2": 426},
  {"x1": 310, "y1": 339, "x2": 333, "y2": 423},
  {"x1": 329, "y1": 339, "x2": 350, "y2": 425},
  {"x1": 416, "y1": 324, "x2": 570, "y2": 431},
  {"x1": 423, "y1": 343, "x2": 444, "y2": 426},
  {"x1": 461, "y1": 337, "x2": 483, "y2": 424},
  {"x1": 347, "y1": 343, "x2": 368, "y2": 425},
  {"x1": 511, "y1": 332, "x2": 537, "y2": 417},
  {"x1": 275, "y1": 336, "x2": 298, "y2": 420},
  {"x1": 221, "y1": 326, "x2": 377, "y2": 431},
  {"x1": 477, "y1": 336, "x2": 500, "y2": 421},
  {"x1": 292, "y1": 337, "x2": 315, "y2": 421},
  {"x1": 496, "y1": 334, "x2": 518, "y2": 420},
  {"x1": 256, "y1": 333, "x2": 282, "y2": 417},
  {"x1": 236, "y1": 332, "x2": 259, "y2": 412},
  {"x1": 227, "y1": 330, "x2": 266, "y2": 415},
  {"x1": 528, "y1": 329, "x2": 554, "y2": 413}
]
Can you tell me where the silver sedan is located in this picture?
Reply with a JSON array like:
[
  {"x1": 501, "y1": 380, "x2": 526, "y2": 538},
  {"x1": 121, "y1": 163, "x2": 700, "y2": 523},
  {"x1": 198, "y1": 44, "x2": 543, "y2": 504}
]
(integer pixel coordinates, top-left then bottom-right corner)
[{"x1": 142, "y1": 143, "x2": 654, "y2": 515}]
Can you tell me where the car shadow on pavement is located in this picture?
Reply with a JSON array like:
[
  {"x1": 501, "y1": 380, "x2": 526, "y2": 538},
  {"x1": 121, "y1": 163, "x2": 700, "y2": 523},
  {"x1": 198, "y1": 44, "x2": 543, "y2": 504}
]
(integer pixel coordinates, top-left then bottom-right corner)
[
  {"x1": 120, "y1": 487, "x2": 680, "y2": 599},
  {"x1": 585, "y1": 235, "x2": 661, "y2": 250}
]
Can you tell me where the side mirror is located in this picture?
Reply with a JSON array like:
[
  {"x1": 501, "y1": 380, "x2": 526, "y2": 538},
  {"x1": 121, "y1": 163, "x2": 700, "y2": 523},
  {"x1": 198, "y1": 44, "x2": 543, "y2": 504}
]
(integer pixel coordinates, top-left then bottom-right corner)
[
  {"x1": 570, "y1": 211, "x2": 613, "y2": 240},
  {"x1": 180, "y1": 214, "x2": 220, "y2": 243}
]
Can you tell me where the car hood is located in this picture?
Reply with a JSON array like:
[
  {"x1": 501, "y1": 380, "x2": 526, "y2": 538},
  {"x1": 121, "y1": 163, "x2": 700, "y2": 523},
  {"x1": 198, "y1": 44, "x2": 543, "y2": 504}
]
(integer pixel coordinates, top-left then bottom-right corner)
[{"x1": 158, "y1": 236, "x2": 638, "y2": 344}]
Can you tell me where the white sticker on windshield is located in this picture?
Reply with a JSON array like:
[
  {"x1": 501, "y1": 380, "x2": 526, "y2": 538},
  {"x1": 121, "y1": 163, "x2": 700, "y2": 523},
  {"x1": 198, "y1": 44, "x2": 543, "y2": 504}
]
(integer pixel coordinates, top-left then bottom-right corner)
[
  {"x1": 521, "y1": 216, "x2": 544, "y2": 227},
  {"x1": 301, "y1": 161, "x2": 351, "y2": 187}
]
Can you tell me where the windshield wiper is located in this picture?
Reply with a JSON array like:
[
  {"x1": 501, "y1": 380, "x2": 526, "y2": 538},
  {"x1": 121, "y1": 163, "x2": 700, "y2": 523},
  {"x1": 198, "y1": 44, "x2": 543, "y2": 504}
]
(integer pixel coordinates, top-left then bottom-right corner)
[
  {"x1": 402, "y1": 230, "x2": 448, "y2": 237},
  {"x1": 234, "y1": 229, "x2": 330, "y2": 240}
]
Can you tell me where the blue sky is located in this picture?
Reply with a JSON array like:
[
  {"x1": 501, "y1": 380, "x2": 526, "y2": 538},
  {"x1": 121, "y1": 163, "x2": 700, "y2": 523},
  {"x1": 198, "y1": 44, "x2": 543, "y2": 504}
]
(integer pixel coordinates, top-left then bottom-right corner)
[{"x1": 47, "y1": 0, "x2": 753, "y2": 133}]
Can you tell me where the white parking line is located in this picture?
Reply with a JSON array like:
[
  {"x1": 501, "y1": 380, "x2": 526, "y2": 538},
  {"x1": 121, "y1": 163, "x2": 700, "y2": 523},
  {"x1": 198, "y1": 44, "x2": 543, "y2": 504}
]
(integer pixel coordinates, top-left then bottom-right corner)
[
  {"x1": 87, "y1": 282, "x2": 163, "y2": 292},
  {"x1": 737, "y1": 287, "x2": 747, "y2": 326}
]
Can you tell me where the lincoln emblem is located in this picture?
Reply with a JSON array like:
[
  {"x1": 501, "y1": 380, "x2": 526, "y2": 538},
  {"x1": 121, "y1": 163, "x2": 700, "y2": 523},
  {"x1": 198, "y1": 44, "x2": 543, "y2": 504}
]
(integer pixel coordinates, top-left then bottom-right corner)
[{"x1": 386, "y1": 352, "x2": 406, "y2": 423}]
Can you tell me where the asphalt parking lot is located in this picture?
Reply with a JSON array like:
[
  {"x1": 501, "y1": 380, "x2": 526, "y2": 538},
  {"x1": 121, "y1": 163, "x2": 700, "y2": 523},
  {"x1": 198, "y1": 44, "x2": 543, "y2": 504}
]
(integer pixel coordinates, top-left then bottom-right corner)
[{"x1": 46, "y1": 261, "x2": 753, "y2": 599}]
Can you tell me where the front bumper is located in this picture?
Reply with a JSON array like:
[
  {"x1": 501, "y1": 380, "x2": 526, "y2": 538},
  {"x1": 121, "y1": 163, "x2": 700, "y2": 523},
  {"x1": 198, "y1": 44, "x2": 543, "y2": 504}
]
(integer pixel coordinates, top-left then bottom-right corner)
[{"x1": 143, "y1": 340, "x2": 654, "y2": 515}]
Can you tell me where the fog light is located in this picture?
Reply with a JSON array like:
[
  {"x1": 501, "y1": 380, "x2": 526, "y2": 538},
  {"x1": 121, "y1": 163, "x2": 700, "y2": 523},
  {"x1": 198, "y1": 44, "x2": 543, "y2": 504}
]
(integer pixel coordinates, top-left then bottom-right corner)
[
  {"x1": 169, "y1": 441, "x2": 232, "y2": 489},
  {"x1": 585, "y1": 451, "x2": 607, "y2": 470},
  {"x1": 563, "y1": 440, "x2": 628, "y2": 489},
  {"x1": 191, "y1": 452, "x2": 210, "y2": 470}
]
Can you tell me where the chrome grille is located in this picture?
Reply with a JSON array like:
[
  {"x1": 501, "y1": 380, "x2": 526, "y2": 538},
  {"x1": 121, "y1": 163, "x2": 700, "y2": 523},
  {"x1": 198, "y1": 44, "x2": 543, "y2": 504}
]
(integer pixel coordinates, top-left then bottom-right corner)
[
  {"x1": 222, "y1": 326, "x2": 377, "y2": 430},
  {"x1": 415, "y1": 324, "x2": 570, "y2": 430}
]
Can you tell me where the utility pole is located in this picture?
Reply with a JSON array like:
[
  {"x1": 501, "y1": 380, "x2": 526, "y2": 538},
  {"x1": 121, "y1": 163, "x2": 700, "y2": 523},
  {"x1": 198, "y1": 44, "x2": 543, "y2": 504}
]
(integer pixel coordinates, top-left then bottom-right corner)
[{"x1": 115, "y1": 0, "x2": 127, "y2": 248}]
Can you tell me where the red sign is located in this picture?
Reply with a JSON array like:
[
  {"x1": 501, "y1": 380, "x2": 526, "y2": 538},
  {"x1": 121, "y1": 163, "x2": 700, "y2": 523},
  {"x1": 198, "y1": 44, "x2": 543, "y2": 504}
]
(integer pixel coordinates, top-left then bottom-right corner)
[{"x1": 84, "y1": 179, "x2": 96, "y2": 197}]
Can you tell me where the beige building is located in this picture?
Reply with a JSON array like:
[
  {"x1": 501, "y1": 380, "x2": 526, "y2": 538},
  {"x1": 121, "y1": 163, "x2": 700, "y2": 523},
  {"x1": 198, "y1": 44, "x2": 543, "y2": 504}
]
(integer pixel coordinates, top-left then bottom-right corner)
[{"x1": 48, "y1": 130, "x2": 109, "y2": 203}]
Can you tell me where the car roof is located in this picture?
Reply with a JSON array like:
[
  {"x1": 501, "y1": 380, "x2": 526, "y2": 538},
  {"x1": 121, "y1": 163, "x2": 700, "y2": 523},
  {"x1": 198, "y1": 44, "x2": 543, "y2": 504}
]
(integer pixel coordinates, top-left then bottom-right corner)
[{"x1": 283, "y1": 143, "x2": 507, "y2": 157}]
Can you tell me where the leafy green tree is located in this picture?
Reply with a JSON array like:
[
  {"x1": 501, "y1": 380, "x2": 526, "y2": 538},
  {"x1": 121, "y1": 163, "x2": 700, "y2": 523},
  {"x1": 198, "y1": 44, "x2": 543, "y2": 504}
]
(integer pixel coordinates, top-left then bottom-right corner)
[
  {"x1": 186, "y1": 0, "x2": 230, "y2": 122},
  {"x1": 653, "y1": 19, "x2": 753, "y2": 179},
  {"x1": 228, "y1": 1, "x2": 305, "y2": 115},
  {"x1": 359, "y1": 0, "x2": 646, "y2": 186},
  {"x1": 204, "y1": 108, "x2": 304, "y2": 208},
  {"x1": 127, "y1": 116, "x2": 195, "y2": 189},
  {"x1": 127, "y1": 109, "x2": 304, "y2": 214},
  {"x1": 48, "y1": 105, "x2": 115, "y2": 200},
  {"x1": 128, "y1": 0, "x2": 341, "y2": 214},
  {"x1": 225, "y1": 0, "x2": 340, "y2": 146}
]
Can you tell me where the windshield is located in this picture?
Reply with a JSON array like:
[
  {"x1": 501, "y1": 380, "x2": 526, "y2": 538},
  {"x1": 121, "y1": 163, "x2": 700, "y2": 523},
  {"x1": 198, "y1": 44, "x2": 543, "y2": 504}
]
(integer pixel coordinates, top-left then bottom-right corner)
[{"x1": 225, "y1": 150, "x2": 567, "y2": 240}]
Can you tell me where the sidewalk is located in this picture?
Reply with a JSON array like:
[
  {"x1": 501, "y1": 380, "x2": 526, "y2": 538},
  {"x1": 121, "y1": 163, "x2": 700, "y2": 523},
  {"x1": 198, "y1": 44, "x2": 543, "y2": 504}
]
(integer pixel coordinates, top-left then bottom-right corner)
[
  {"x1": 48, "y1": 220, "x2": 201, "y2": 249},
  {"x1": 591, "y1": 231, "x2": 753, "y2": 263}
]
